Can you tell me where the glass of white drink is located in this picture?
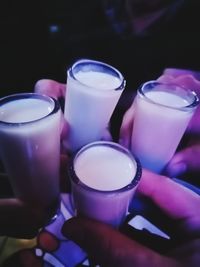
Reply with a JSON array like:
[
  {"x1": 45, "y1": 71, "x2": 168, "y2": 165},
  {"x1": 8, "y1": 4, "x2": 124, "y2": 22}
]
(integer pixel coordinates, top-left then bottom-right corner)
[
  {"x1": 131, "y1": 81, "x2": 199, "y2": 173},
  {"x1": 64, "y1": 59, "x2": 126, "y2": 152},
  {"x1": 68, "y1": 141, "x2": 141, "y2": 228},
  {"x1": 0, "y1": 93, "x2": 61, "y2": 219}
]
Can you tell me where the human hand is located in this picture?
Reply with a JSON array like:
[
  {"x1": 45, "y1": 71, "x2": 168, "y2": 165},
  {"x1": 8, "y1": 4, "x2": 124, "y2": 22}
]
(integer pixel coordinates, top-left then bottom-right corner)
[
  {"x1": 0, "y1": 197, "x2": 48, "y2": 238},
  {"x1": 0, "y1": 80, "x2": 69, "y2": 239},
  {"x1": 0, "y1": 161, "x2": 70, "y2": 239},
  {"x1": 62, "y1": 169, "x2": 200, "y2": 267},
  {"x1": 0, "y1": 166, "x2": 69, "y2": 240},
  {"x1": 157, "y1": 68, "x2": 200, "y2": 134},
  {"x1": 34, "y1": 79, "x2": 68, "y2": 145},
  {"x1": 158, "y1": 69, "x2": 200, "y2": 177},
  {"x1": 35, "y1": 78, "x2": 113, "y2": 142},
  {"x1": 119, "y1": 68, "x2": 200, "y2": 177}
]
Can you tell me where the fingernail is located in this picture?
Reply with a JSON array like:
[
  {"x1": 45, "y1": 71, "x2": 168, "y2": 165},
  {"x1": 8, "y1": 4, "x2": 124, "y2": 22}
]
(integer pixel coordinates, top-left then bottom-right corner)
[{"x1": 167, "y1": 162, "x2": 187, "y2": 177}]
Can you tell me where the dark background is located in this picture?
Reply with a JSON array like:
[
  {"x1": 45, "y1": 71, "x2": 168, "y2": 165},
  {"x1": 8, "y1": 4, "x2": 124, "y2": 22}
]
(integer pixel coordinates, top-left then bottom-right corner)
[{"x1": 1, "y1": 0, "x2": 200, "y2": 98}]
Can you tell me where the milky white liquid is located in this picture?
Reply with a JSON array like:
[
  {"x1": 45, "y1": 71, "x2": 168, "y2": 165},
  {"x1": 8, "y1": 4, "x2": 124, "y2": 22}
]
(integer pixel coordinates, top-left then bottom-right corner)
[
  {"x1": 64, "y1": 69, "x2": 124, "y2": 152},
  {"x1": 71, "y1": 143, "x2": 139, "y2": 227},
  {"x1": 75, "y1": 145, "x2": 136, "y2": 190},
  {"x1": 131, "y1": 90, "x2": 195, "y2": 173},
  {"x1": 0, "y1": 96, "x2": 61, "y2": 207}
]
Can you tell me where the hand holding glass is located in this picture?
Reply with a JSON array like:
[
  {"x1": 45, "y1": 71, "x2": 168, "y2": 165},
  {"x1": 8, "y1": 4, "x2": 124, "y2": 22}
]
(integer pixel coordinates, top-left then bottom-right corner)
[
  {"x1": 0, "y1": 93, "x2": 61, "y2": 218},
  {"x1": 131, "y1": 81, "x2": 199, "y2": 173}
]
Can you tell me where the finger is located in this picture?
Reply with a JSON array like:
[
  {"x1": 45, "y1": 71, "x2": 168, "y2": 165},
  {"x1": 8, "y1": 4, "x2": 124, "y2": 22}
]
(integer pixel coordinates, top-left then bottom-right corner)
[
  {"x1": 0, "y1": 198, "x2": 46, "y2": 238},
  {"x1": 137, "y1": 170, "x2": 200, "y2": 226},
  {"x1": 167, "y1": 238, "x2": 200, "y2": 265},
  {"x1": 2, "y1": 249, "x2": 43, "y2": 267},
  {"x1": 157, "y1": 73, "x2": 200, "y2": 133},
  {"x1": 163, "y1": 68, "x2": 200, "y2": 81},
  {"x1": 158, "y1": 71, "x2": 200, "y2": 99},
  {"x1": 62, "y1": 217, "x2": 171, "y2": 267},
  {"x1": 187, "y1": 107, "x2": 200, "y2": 133},
  {"x1": 37, "y1": 230, "x2": 59, "y2": 252},
  {"x1": 119, "y1": 101, "x2": 135, "y2": 148},
  {"x1": 157, "y1": 74, "x2": 176, "y2": 84},
  {"x1": 35, "y1": 79, "x2": 69, "y2": 145},
  {"x1": 34, "y1": 79, "x2": 66, "y2": 99},
  {"x1": 171, "y1": 75, "x2": 200, "y2": 134},
  {"x1": 166, "y1": 144, "x2": 200, "y2": 177},
  {"x1": 174, "y1": 75, "x2": 200, "y2": 96}
]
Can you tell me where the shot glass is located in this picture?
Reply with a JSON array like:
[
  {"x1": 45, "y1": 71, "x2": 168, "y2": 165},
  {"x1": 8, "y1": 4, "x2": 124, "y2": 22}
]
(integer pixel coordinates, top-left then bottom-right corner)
[
  {"x1": 0, "y1": 93, "x2": 61, "y2": 217},
  {"x1": 64, "y1": 59, "x2": 126, "y2": 152},
  {"x1": 68, "y1": 141, "x2": 141, "y2": 228},
  {"x1": 131, "y1": 80, "x2": 199, "y2": 173}
]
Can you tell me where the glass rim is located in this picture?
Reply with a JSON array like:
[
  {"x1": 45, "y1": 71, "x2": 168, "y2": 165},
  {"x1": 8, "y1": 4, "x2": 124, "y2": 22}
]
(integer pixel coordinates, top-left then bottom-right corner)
[
  {"x1": 68, "y1": 141, "x2": 142, "y2": 194},
  {"x1": 0, "y1": 93, "x2": 60, "y2": 126},
  {"x1": 67, "y1": 58, "x2": 126, "y2": 91},
  {"x1": 138, "y1": 80, "x2": 199, "y2": 111}
]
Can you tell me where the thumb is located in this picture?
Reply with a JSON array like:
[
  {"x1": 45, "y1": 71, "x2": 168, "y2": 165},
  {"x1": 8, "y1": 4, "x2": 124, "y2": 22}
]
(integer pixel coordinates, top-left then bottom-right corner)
[
  {"x1": 166, "y1": 144, "x2": 200, "y2": 177},
  {"x1": 62, "y1": 217, "x2": 172, "y2": 267},
  {"x1": 119, "y1": 101, "x2": 135, "y2": 148},
  {"x1": 34, "y1": 79, "x2": 66, "y2": 99},
  {"x1": 0, "y1": 198, "x2": 47, "y2": 238}
]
